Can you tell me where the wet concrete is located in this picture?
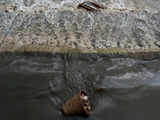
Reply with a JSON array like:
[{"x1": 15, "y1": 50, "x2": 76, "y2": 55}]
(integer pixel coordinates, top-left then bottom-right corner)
[{"x1": 0, "y1": 53, "x2": 160, "y2": 120}]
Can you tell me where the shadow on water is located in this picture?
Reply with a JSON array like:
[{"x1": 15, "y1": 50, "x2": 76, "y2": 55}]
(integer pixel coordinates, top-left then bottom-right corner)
[{"x1": 0, "y1": 53, "x2": 160, "y2": 120}]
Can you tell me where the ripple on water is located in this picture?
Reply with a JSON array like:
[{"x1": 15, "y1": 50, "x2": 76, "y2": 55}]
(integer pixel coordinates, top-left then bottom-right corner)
[{"x1": 1, "y1": 54, "x2": 160, "y2": 120}]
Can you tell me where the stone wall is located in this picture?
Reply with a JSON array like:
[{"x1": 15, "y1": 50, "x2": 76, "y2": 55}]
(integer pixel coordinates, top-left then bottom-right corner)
[{"x1": 0, "y1": 0, "x2": 160, "y2": 53}]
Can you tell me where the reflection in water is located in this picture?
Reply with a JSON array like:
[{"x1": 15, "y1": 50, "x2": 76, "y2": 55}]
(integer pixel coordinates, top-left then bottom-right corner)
[{"x1": 0, "y1": 53, "x2": 160, "y2": 120}]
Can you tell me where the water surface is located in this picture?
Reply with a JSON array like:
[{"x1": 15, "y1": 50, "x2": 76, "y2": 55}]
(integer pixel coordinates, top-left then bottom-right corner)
[{"x1": 0, "y1": 53, "x2": 160, "y2": 120}]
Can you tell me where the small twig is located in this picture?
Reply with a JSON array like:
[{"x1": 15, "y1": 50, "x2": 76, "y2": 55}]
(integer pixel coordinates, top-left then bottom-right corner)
[{"x1": 77, "y1": 1, "x2": 104, "y2": 11}]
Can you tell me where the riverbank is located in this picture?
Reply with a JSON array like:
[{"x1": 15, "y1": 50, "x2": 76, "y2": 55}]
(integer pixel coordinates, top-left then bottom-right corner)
[{"x1": 0, "y1": 0, "x2": 160, "y2": 54}]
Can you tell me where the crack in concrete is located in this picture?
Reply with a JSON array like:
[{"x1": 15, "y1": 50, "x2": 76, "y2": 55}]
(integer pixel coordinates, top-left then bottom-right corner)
[{"x1": 0, "y1": 13, "x2": 19, "y2": 48}]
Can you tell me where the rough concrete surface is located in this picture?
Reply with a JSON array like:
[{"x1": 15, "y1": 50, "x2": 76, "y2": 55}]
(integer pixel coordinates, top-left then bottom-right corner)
[{"x1": 0, "y1": 0, "x2": 160, "y2": 53}]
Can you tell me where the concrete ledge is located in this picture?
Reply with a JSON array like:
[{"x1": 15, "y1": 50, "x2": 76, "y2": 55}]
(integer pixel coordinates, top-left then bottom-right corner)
[
  {"x1": 1, "y1": 44, "x2": 160, "y2": 60},
  {"x1": 0, "y1": 0, "x2": 160, "y2": 55}
]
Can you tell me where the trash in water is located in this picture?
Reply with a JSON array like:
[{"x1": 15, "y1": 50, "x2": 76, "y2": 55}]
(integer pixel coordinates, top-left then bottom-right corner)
[
  {"x1": 77, "y1": 1, "x2": 104, "y2": 11},
  {"x1": 62, "y1": 90, "x2": 91, "y2": 116}
]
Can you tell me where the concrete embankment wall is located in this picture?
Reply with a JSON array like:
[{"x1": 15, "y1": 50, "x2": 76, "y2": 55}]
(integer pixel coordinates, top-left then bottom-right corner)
[{"x1": 0, "y1": 0, "x2": 160, "y2": 54}]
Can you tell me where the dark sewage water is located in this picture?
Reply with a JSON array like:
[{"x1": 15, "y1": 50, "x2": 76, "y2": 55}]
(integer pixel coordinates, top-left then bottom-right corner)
[{"x1": 0, "y1": 53, "x2": 160, "y2": 120}]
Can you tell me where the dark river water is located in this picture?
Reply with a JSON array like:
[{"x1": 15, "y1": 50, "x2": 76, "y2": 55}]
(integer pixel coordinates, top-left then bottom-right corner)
[{"x1": 0, "y1": 53, "x2": 160, "y2": 120}]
